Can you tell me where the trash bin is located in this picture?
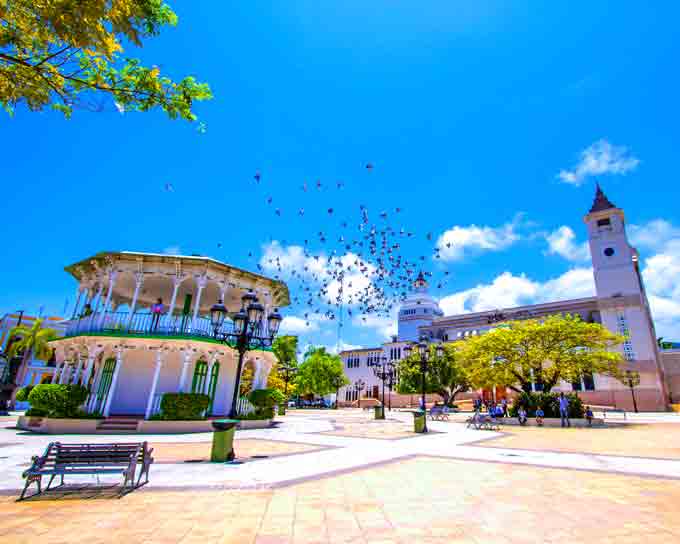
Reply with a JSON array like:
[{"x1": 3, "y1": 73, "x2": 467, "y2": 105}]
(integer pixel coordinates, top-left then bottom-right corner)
[
  {"x1": 412, "y1": 410, "x2": 426, "y2": 433},
  {"x1": 210, "y1": 419, "x2": 238, "y2": 462},
  {"x1": 374, "y1": 405, "x2": 385, "y2": 420}
]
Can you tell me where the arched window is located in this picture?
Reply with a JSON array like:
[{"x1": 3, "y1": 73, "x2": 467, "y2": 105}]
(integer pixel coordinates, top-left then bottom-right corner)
[
  {"x1": 191, "y1": 359, "x2": 208, "y2": 394},
  {"x1": 206, "y1": 362, "x2": 220, "y2": 414}
]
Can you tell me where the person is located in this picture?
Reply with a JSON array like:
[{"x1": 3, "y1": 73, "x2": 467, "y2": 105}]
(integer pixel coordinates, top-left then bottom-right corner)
[
  {"x1": 151, "y1": 298, "x2": 165, "y2": 332},
  {"x1": 495, "y1": 404, "x2": 504, "y2": 418},
  {"x1": 81, "y1": 303, "x2": 92, "y2": 318},
  {"x1": 585, "y1": 406, "x2": 594, "y2": 427},
  {"x1": 535, "y1": 407, "x2": 544, "y2": 426},
  {"x1": 501, "y1": 398, "x2": 508, "y2": 417},
  {"x1": 559, "y1": 392, "x2": 571, "y2": 428},
  {"x1": 518, "y1": 407, "x2": 528, "y2": 426}
]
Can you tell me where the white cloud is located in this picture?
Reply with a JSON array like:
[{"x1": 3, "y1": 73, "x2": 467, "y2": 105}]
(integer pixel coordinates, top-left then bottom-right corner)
[
  {"x1": 544, "y1": 226, "x2": 590, "y2": 262},
  {"x1": 436, "y1": 219, "x2": 521, "y2": 261},
  {"x1": 629, "y1": 219, "x2": 680, "y2": 252},
  {"x1": 162, "y1": 245, "x2": 181, "y2": 255},
  {"x1": 558, "y1": 139, "x2": 640, "y2": 186},
  {"x1": 280, "y1": 315, "x2": 319, "y2": 334},
  {"x1": 352, "y1": 311, "x2": 398, "y2": 340},
  {"x1": 326, "y1": 342, "x2": 363, "y2": 355},
  {"x1": 438, "y1": 268, "x2": 595, "y2": 315}
]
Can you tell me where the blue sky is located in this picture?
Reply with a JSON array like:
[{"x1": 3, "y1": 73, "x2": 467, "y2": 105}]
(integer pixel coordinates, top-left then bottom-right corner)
[{"x1": 2, "y1": 2, "x2": 680, "y2": 351}]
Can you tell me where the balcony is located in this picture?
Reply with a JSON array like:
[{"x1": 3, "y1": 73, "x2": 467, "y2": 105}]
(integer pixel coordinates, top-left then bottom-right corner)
[{"x1": 63, "y1": 312, "x2": 235, "y2": 344}]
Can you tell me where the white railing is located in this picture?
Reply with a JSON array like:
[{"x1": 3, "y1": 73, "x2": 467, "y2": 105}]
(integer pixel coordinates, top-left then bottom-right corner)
[{"x1": 236, "y1": 396, "x2": 256, "y2": 415}]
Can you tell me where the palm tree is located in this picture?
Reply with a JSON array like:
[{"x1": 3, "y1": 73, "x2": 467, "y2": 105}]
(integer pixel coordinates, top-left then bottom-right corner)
[{"x1": 6, "y1": 319, "x2": 57, "y2": 405}]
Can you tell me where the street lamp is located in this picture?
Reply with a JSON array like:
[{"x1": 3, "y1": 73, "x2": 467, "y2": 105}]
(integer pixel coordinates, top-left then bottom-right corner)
[
  {"x1": 403, "y1": 337, "x2": 443, "y2": 433},
  {"x1": 209, "y1": 290, "x2": 283, "y2": 418},
  {"x1": 277, "y1": 361, "x2": 298, "y2": 407},
  {"x1": 369, "y1": 355, "x2": 395, "y2": 416},
  {"x1": 354, "y1": 379, "x2": 366, "y2": 409}
]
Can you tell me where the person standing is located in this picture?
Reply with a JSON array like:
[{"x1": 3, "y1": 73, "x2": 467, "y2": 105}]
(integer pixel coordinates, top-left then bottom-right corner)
[
  {"x1": 150, "y1": 298, "x2": 165, "y2": 332},
  {"x1": 501, "y1": 398, "x2": 508, "y2": 417},
  {"x1": 559, "y1": 392, "x2": 571, "y2": 428}
]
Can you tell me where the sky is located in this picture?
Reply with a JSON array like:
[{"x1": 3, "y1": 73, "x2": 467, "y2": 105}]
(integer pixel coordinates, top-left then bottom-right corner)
[{"x1": 2, "y1": 2, "x2": 680, "y2": 353}]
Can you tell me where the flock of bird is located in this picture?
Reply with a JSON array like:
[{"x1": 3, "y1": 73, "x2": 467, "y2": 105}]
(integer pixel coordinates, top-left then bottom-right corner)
[{"x1": 166, "y1": 164, "x2": 455, "y2": 333}]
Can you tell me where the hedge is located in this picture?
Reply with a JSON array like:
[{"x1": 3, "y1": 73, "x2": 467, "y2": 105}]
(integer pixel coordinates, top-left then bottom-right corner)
[
  {"x1": 27, "y1": 384, "x2": 89, "y2": 418},
  {"x1": 15, "y1": 385, "x2": 34, "y2": 403},
  {"x1": 509, "y1": 391, "x2": 584, "y2": 419},
  {"x1": 248, "y1": 388, "x2": 286, "y2": 410},
  {"x1": 159, "y1": 393, "x2": 210, "y2": 420}
]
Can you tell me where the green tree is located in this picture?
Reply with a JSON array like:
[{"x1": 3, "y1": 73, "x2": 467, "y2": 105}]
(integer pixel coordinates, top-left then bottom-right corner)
[
  {"x1": 397, "y1": 342, "x2": 470, "y2": 407},
  {"x1": 0, "y1": 1, "x2": 211, "y2": 119},
  {"x1": 269, "y1": 335, "x2": 299, "y2": 398},
  {"x1": 7, "y1": 318, "x2": 57, "y2": 403},
  {"x1": 460, "y1": 313, "x2": 624, "y2": 393},
  {"x1": 295, "y1": 347, "x2": 349, "y2": 397}
]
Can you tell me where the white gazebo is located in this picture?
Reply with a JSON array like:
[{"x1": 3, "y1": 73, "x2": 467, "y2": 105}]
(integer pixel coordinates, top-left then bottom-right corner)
[{"x1": 49, "y1": 251, "x2": 290, "y2": 419}]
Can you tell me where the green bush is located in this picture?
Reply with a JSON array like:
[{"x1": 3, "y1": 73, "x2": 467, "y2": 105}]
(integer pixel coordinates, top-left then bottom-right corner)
[
  {"x1": 238, "y1": 407, "x2": 274, "y2": 420},
  {"x1": 24, "y1": 407, "x2": 48, "y2": 417},
  {"x1": 27, "y1": 384, "x2": 89, "y2": 418},
  {"x1": 248, "y1": 388, "x2": 285, "y2": 409},
  {"x1": 159, "y1": 393, "x2": 210, "y2": 420},
  {"x1": 15, "y1": 385, "x2": 34, "y2": 403},
  {"x1": 509, "y1": 391, "x2": 584, "y2": 418}
]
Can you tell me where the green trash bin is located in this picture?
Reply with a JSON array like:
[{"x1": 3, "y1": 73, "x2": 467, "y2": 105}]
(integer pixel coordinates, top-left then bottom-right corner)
[
  {"x1": 210, "y1": 419, "x2": 238, "y2": 462},
  {"x1": 374, "y1": 405, "x2": 385, "y2": 420},
  {"x1": 412, "y1": 411, "x2": 426, "y2": 433}
]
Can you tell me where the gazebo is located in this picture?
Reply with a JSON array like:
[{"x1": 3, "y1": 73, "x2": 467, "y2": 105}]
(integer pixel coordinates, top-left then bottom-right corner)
[{"x1": 49, "y1": 251, "x2": 289, "y2": 420}]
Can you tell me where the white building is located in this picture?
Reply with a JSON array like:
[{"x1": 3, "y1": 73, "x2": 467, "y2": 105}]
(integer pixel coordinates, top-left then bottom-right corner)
[
  {"x1": 48, "y1": 251, "x2": 289, "y2": 419},
  {"x1": 340, "y1": 186, "x2": 678, "y2": 411}
]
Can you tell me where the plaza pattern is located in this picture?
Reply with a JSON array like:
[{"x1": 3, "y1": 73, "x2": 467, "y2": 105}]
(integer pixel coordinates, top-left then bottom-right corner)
[{"x1": 1, "y1": 409, "x2": 680, "y2": 543}]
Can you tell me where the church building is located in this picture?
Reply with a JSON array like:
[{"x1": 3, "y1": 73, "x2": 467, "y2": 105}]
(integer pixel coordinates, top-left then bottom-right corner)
[{"x1": 339, "y1": 185, "x2": 679, "y2": 411}]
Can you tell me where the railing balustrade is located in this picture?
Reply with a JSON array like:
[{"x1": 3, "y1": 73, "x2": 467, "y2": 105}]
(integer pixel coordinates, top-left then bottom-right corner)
[{"x1": 65, "y1": 311, "x2": 234, "y2": 340}]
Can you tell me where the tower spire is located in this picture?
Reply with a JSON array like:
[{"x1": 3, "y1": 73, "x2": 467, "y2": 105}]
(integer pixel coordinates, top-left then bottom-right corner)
[{"x1": 589, "y1": 182, "x2": 617, "y2": 213}]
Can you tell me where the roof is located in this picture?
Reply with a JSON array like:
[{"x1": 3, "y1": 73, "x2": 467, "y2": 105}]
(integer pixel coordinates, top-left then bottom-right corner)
[{"x1": 589, "y1": 183, "x2": 617, "y2": 213}]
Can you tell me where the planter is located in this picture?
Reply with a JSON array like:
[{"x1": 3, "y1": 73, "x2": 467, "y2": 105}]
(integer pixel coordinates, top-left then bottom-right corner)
[
  {"x1": 17, "y1": 416, "x2": 101, "y2": 434},
  {"x1": 138, "y1": 419, "x2": 214, "y2": 434},
  {"x1": 236, "y1": 418, "x2": 273, "y2": 430}
]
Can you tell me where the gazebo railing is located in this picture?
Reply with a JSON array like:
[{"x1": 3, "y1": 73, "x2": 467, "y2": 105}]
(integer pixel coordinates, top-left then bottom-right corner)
[{"x1": 65, "y1": 311, "x2": 234, "y2": 340}]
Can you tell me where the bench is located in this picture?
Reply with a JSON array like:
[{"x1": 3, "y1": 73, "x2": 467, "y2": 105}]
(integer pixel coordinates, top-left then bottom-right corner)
[
  {"x1": 20, "y1": 441, "x2": 154, "y2": 500},
  {"x1": 466, "y1": 412, "x2": 501, "y2": 431},
  {"x1": 602, "y1": 408, "x2": 627, "y2": 421},
  {"x1": 429, "y1": 406, "x2": 450, "y2": 421}
]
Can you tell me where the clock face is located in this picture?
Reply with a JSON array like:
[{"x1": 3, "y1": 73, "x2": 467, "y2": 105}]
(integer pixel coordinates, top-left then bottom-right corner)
[{"x1": 604, "y1": 247, "x2": 615, "y2": 257}]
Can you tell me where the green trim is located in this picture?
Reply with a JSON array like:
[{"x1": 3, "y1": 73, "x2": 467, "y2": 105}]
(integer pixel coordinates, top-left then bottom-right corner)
[
  {"x1": 54, "y1": 332, "x2": 274, "y2": 352},
  {"x1": 191, "y1": 360, "x2": 208, "y2": 394},
  {"x1": 206, "y1": 362, "x2": 220, "y2": 415}
]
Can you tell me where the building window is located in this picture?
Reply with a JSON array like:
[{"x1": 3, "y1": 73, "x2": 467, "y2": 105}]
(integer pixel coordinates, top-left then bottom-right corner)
[
  {"x1": 616, "y1": 312, "x2": 635, "y2": 361},
  {"x1": 583, "y1": 372, "x2": 595, "y2": 391}
]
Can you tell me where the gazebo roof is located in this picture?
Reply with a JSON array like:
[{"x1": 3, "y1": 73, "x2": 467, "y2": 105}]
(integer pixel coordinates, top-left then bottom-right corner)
[{"x1": 64, "y1": 250, "x2": 290, "y2": 309}]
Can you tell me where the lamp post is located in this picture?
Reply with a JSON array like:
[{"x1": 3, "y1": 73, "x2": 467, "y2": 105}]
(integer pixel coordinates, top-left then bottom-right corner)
[
  {"x1": 403, "y1": 337, "x2": 443, "y2": 433},
  {"x1": 369, "y1": 355, "x2": 395, "y2": 414},
  {"x1": 277, "y1": 361, "x2": 297, "y2": 413},
  {"x1": 209, "y1": 291, "x2": 283, "y2": 418},
  {"x1": 354, "y1": 379, "x2": 365, "y2": 409}
]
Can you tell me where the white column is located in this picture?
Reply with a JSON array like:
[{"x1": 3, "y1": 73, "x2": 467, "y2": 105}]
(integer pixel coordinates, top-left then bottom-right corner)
[
  {"x1": 203, "y1": 353, "x2": 219, "y2": 394},
  {"x1": 178, "y1": 350, "x2": 193, "y2": 392},
  {"x1": 125, "y1": 272, "x2": 145, "y2": 330},
  {"x1": 91, "y1": 283, "x2": 105, "y2": 314},
  {"x1": 98, "y1": 271, "x2": 118, "y2": 327},
  {"x1": 71, "y1": 353, "x2": 83, "y2": 384},
  {"x1": 59, "y1": 361, "x2": 70, "y2": 384},
  {"x1": 81, "y1": 348, "x2": 100, "y2": 387},
  {"x1": 167, "y1": 276, "x2": 183, "y2": 319},
  {"x1": 190, "y1": 275, "x2": 207, "y2": 331},
  {"x1": 71, "y1": 287, "x2": 83, "y2": 319},
  {"x1": 51, "y1": 362, "x2": 63, "y2": 384},
  {"x1": 145, "y1": 350, "x2": 164, "y2": 419},
  {"x1": 87, "y1": 359, "x2": 107, "y2": 413},
  {"x1": 103, "y1": 348, "x2": 124, "y2": 417}
]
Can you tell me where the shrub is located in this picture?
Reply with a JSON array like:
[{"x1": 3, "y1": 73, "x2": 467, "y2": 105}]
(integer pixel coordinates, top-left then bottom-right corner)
[
  {"x1": 238, "y1": 407, "x2": 274, "y2": 420},
  {"x1": 248, "y1": 388, "x2": 286, "y2": 410},
  {"x1": 27, "y1": 384, "x2": 89, "y2": 418},
  {"x1": 509, "y1": 392, "x2": 584, "y2": 418},
  {"x1": 24, "y1": 407, "x2": 48, "y2": 417},
  {"x1": 159, "y1": 393, "x2": 210, "y2": 420},
  {"x1": 15, "y1": 385, "x2": 34, "y2": 403}
]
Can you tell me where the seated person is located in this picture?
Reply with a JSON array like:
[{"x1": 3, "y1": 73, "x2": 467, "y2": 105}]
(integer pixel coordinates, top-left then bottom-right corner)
[
  {"x1": 535, "y1": 407, "x2": 545, "y2": 426},
  {"x1": 494, "y1": 405, "x2": 505, "y2": 418},
  {"x1": 585, "y1": 406, "x2": 594, "y2": 427},
  {"x1": 517, "y1": 407, "x2": 528, "y2": 426}
]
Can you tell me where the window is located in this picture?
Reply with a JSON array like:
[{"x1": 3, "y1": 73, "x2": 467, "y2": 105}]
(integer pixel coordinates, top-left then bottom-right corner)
[
  {"x1": 191, "y1": 360, "x2": 208, "y2": 394},
  {"x1": 616, "y1": 312, "x2": 635, "y2": 361},
  {"x1": 604, "y1": 247, "x2": 615, "y2": 257},
  {"x1": 597, "y1": 218, "x2": 611, "y2": 227},
  {"x1": 583, "y1": 372, "x2": 595, "y2": 391}
]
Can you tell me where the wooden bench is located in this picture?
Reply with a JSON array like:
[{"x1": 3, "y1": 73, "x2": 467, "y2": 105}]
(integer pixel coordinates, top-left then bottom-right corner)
[
  {"x1": 466, "y1": 412, "x2": 501, "y2": 431},
  {"x1": 20, "y1": 441, "x2": 154, "y2": 500}
]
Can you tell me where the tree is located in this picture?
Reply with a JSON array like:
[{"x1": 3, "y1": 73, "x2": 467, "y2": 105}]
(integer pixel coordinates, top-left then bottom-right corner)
[
  {"x1": 269, "y1": 335, "x2": 299, "y2": 398},
  {"x1": 0, "y1": 1, "x2": 211, "y2": 119},
  {"x1": 239, "y1": 363, "x2": 255, "y2": 397},
  {"x1": 460, "y1": 314, "x2": 625, "y2": 393},
  {"x1": 397, "y1": 343, "x2": 470, "y2": 407},
  {"x1": 295, "y1": 347, "x2": 349, "y2": 398},
  {"x1": 620, "y1": 369, "x2": 641, "y2": 413},
  {"x1": 6, "y1": 318, "x2": 57, "y2": 404}
]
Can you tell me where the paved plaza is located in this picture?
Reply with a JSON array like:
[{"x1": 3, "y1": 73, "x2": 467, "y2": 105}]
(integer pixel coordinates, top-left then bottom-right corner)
[{"x1": 2, "y1": 409, "x2": 680, "y2": 543}]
